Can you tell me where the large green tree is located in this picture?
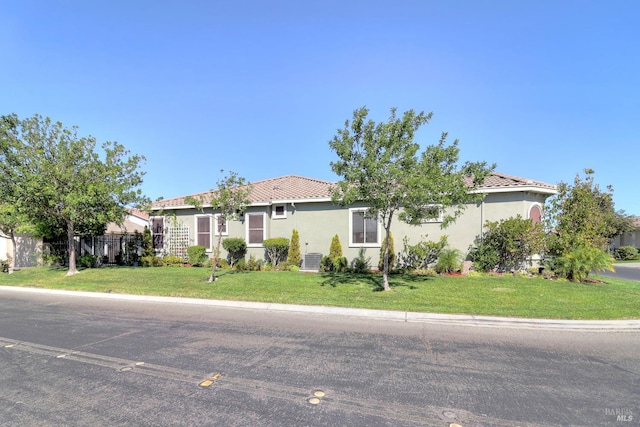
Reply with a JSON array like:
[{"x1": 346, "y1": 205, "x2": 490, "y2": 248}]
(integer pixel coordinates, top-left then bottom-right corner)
[
  {"x1": 545, "y1": 168, "x2": 627, "y2": 255},
  {"x1": 0, "y1": 114, "x2": 148, "y2": 275},
  {"x1": 329, "y1": 107, "x2": 495, "y2": 291},
  {"x1": 186, "y1": 170, "x2": 252, "y2": 282}
]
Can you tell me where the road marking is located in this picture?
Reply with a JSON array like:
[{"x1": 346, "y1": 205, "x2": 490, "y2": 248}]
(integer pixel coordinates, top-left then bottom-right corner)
[{"x1": 0, "y1": 336, "x2": 557, "y2": 426}]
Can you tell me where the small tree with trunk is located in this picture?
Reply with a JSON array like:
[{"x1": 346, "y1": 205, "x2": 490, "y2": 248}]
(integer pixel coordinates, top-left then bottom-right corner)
[
  {"x1": 329, "y1": 107, "x2": 494, "y2": 290},
  {"x1": 186, "y1": 170, "x2": 252, "y2": 282}
]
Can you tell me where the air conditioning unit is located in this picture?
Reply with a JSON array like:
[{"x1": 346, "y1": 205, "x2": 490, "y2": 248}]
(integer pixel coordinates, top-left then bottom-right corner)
[{"x1": 302, "y1": 253, "x2": 322, "y2": 272}]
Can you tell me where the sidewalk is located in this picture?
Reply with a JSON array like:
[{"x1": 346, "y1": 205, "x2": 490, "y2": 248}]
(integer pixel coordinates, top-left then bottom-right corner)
[{"x1": 2, "y1": 285, "x2": 639, "y2": 331}]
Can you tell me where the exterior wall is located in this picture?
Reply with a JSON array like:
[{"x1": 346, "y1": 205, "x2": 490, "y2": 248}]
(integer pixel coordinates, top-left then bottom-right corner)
[
  {"x1": 0, "y1": 232, "x2": 42, "y2": 268},
  {"x1": 155, "y1": 190, "x2": 549, "y2": 268}
]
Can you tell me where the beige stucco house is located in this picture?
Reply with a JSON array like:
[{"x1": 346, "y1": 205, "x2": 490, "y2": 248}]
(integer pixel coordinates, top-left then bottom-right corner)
[
  {"x1": 0, "y1": 232, "x2": 42, "y2": 270},
  {"x1": 149, "y1": 173, "x2": 557, "y2": 269}
]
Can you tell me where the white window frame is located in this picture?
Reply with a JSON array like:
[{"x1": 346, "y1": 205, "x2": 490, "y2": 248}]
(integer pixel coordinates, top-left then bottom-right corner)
[
  {"x1": 272, "y1": 204, "x2": 287, "y2": 219},
  {"x1": 349, "y1": 208, "x2": 381, "y2": 247},
  {"x1": 246, "y1": 213, "x2": 266, "y2": 247},
  {"x1": 213, "y1": 214, "x2": 229, "y2": 236},
  {"x1": 150, "y1": 216, "x2": 165, "y2": 252},
  {"x1": 195, "y1": 215, "x2": 212, "y2": 250},
  {"x1": 420, "y1": 204, "x2": 444, "y2": 223}
]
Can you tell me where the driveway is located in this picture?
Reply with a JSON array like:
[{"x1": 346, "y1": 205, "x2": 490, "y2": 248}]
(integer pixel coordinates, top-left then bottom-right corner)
[{"x1": 597, "y1": 262, "x2": 640, "y2": 282}]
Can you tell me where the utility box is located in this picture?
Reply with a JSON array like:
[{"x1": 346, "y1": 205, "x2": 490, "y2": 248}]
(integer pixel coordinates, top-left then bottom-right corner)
[{"x1": 302, "y1": 253, "x2": 322, "y2": 272}]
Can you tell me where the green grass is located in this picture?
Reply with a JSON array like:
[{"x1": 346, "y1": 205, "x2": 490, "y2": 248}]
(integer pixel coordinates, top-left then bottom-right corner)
[{"x1": 2, "y1": 266, "x2": 639, "y2": 320}]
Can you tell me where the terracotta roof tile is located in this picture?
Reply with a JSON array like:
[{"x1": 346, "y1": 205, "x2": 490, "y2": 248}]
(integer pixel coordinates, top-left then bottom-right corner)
[{"x1": 152, "y1": 173, "x2": 555, "y2": 210}]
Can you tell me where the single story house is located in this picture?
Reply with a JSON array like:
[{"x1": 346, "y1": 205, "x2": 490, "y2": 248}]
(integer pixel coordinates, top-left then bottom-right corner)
[
  {"x1": 149, "y1": 173, "x2": 557, "y2": 269},
  {"x1": 0, "y1": 231, "x2": 42, "y2": 270},
  {"x1": 611, "y1": 216, "x2": 640, "y2": 250}
]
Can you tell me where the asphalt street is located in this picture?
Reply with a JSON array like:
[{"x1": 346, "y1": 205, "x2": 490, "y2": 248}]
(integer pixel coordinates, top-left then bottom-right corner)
[
  {"x1": 597, "y1": 262, "x2": 640, "y2": 282},
  {"x1": 0, "y1": 288, "x2": 639, "y2": 427}
]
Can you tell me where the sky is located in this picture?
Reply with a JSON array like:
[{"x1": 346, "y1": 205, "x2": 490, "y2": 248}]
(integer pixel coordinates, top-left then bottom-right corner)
[{"x1": 2, "y1": 0, "x2": 639, "y2": 214}]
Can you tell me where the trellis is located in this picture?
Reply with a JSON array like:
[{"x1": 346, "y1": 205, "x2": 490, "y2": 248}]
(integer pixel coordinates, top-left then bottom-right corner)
[{"x1": 166, "y1": 225, "x2": 190, "y2": 261}]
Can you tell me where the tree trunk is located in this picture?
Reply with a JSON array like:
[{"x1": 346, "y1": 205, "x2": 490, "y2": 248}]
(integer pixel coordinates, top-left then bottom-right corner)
[
  {"x1": 66, "y1": 221, "x2": 78, "y2": 276},
  {"x1": 382, "y1": 225, "x2": 391, "y2": 291},
  {"x1": 208, "y1": 232, "x2": 223, "y2": 283}
]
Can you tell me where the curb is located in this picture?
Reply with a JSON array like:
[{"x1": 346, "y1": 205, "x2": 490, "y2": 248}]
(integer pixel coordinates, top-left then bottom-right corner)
[{"x1": 2, "y1": 286, "x2": 639, "y2": 331}]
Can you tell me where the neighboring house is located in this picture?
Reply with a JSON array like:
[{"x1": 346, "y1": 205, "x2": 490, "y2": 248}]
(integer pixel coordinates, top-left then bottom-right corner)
[
  {"x1": 150, "y1": 173, "x2": 557, "y2": 269},
  {"x1": 80, "y1": 209, "x2": 150, "y2": 264},
  {"x1": 0, "y1": 231, "x2": 42, "y2": 269},
  {"x1": 611, "y1": 216, "x2": 640, "y2": 250}
]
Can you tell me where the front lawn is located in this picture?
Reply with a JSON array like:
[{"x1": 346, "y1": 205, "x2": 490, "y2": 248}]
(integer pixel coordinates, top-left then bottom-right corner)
[{"x1": 2, "y1": 266, "x2": 639, "y2": 320}]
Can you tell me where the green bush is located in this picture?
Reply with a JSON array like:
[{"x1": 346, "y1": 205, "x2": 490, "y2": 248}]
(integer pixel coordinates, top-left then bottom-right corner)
[
  {"x1": 351, "y1": 247, "x2": 371, "y2": 273},
  {"x1": 246, "y1": 255, "x2": 263, "y2": 271},
  {"x1": 187, "y1": 245, "x2": 208, "y2": 266},
  {"x1": 613, "y1": 246, "x2": 639, "y2": 261},
  {"x1": 142, "y1": 226, "x2": 154, "y2": 258},
  {"x1": 163, "y1": 255, "x2": 184, "y2": 266},
  {"x1": 553, "y1": 245, "x2": 614, "y2": 282},
  {"x1": 329, "y1": 235, "x2": 343, "y2": 258},
  {"x1": 141, "y1": 256, "x2": 164, "y2": 267},
  {"x1": 470, "y1": 243, "x2": 500, "y2": 273},
  {"x1": 78, "y1": 254, "x2": 98, "y2": 268},
  {"x1": 397, "y1": 236, "x2": 447, "y2": 271},
  {"x1": 434, "y1": 248, "x2": 463, "y2": 274},
  {"x1": 263, "y1": 237, "x2": 289, "y2": 268},
  {"x1": 1, "y1": 259, "x2": 9, "y2": 273},
  {"x1": 288, "y1": 229, "x2": 301, "y2": 267},
  {"x1": 222, "y1": 237, "x2": 247, "y2": 267}
]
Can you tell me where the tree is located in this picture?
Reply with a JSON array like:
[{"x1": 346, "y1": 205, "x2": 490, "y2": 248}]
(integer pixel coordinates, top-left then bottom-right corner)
[
  {"x1": 378, "y1": 232, "x2": 395, "y2": 271},
  {"x1": 185, "y1": 170, "x2": 252, "y2": 282},
  {"x1": 0, "y1": 114, "x2": 148, "y2": 275},
  {"x1": 545, "y1": 169, "x2": 622, "y2": 255},
  {"x1": 329, "y1": 107, "x2": 495, "y2": 290},
  {"x1": 288, "y1": 229, "x2": 301, "y2": 267},
  {"x1": 472, "y1": 215, "x2": 545, "y2": 272}
]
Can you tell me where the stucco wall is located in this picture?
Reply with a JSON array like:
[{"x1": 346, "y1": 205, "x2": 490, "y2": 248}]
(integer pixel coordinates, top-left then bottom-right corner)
[{"x1": 158, "y1": 190, "x2": 549, "y2": 267}]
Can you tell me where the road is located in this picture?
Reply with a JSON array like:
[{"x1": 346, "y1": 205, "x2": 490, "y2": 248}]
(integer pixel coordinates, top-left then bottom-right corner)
[
  {"x1": 598, "y1": 262, "x2": 640, "y2": 282},
  {"x1": 0, "y1": 289, "x2": 638, "y2": 426}
]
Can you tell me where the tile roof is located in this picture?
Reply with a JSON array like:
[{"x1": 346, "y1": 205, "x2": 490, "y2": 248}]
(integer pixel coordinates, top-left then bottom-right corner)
[{"x1": 152, "y1": 172, "x2": 556, "y2": 210}]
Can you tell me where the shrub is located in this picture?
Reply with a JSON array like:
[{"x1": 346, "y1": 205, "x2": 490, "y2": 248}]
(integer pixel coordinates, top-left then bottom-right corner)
[
  {"x1": 434, "y1": 248, "x2": 463, "y2": 274},
  {"x1": 351, "y1": 247, "x2": 371, "y2": 273},
  {"x1": 553, "y1": 245, "x2": 614, "y2": 282},
  {"x1": 397, "y1": 235, "x2": 447, "y2": 271},
  {"x1": 141, "y1": 256, "x2": 164, "y2": 267},
  {"x1": 263, "y1": 238, "x2": 289, "y2": 268},
  {"x1": 288, "y1": 264, "x2": 300, "y2": 272},
  {"x1": 1, "y1": 259, "x2": 9, "y2": 273},
  {"x1": 246, "y1": 255, "x2": 263, "y2": 271},
  {"x1": 163, "y1": 255, "x2": 184, "y2": 266},
  {"x1": 288, "y1": 229, "x2": 301, "y2": 267},
  {"x1": 473, "y1": 215, "x2": 545, "y2": 272},
  {"x1": 613, "y1": 246, "x2": 639, "y2": 261},
  {"x1": 329, "y1": 235, "x2": 343, "y2": 258},
  {"x1": 78, "y1": 254, "x2": 98, "y2": 268},
  {"x1": 470, "y1": 243, "x2": 500, "y2": 273},
  {"x1": 222, "y1": 237, "x2": 247, "y2": 267},
  {"x1": 378, "y1": 232, "x2": 395, "y2": 271},
  {"x1": 142, "y1": 226, "x2": 154, "y2": 258},
  {"x1": 187, "y1": 245, "x2": 208, "y2": 266}
]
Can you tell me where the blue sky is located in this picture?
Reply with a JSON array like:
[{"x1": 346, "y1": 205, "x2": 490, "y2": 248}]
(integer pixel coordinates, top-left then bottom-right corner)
[{"x1": 2, "y1": 0, "x2": 639, "y2": 214}]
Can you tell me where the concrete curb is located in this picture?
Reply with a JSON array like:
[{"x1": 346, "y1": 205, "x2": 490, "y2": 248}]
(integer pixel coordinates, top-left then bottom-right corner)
[{"x1": 2, "y1": 286, "x2": 639, "y2": 331}]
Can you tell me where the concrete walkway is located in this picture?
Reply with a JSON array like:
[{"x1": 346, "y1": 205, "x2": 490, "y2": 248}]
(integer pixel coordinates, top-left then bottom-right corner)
[{"x1": 2, "y1": 285, "x2": 639, "y2": 332}]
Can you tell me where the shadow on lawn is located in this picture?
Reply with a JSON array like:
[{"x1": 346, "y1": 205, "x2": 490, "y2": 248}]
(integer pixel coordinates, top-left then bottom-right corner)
[{"x1": 320, "y1": 272, "x2": 434, "y2": 292}]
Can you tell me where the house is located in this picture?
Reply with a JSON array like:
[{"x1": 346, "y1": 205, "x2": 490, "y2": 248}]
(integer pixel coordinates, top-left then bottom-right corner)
[
  {"x1": 149, "y1": 173, "x2": 557, "y2": 269},
  {"x1": 611, "y1": 216, "x2": 640, "y2": 250},
  {"x1": 0, "y1": 231, "x2": 42, "y2": 270}
]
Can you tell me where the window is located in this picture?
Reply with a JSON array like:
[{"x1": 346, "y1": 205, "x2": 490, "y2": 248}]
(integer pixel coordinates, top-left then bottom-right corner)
[
  {"x1": 247, "y1": 213, "x2": 265, "y2": 246},
  {"x1": 151, "y1": 217, "x2": 164, "y2": 251},
  {"x1": 350, "y1": 208, "x2": 379, "y2": 246},
  {"x1": 196, "y1": 216, "x2": 211, "y2": 250},
  {"x1": 272, "y1": 204, "x2": 286, "y2": 219},
  {"x1": 214, "y1": 214, "x2": 228, "y2": 236},
  {"x1": 529, "y1": 204, "x2": 542, "y2": 225}
]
